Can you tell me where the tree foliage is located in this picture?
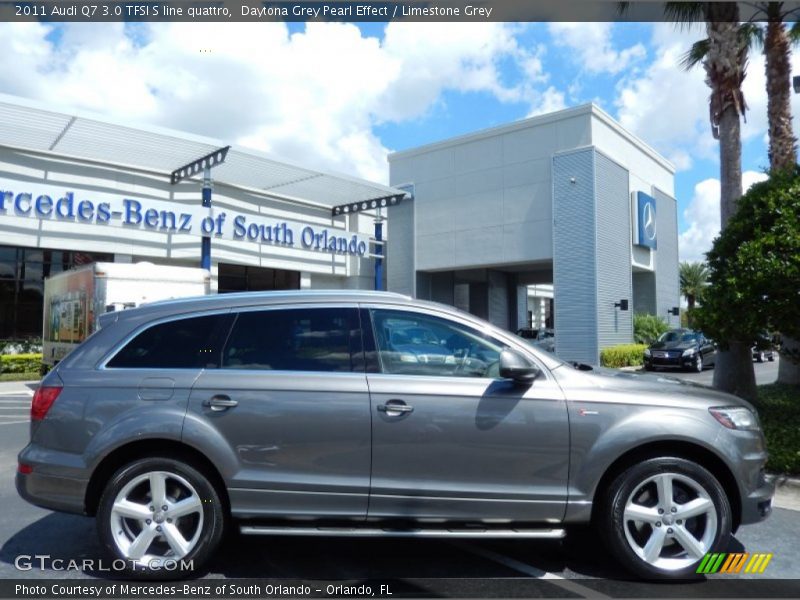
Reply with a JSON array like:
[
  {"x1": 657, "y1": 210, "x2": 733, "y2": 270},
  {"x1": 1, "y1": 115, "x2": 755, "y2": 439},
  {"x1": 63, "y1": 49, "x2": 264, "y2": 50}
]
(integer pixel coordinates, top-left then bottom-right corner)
[{"x1": 695, "y1": 170, "x2": 800, "y2": 347}]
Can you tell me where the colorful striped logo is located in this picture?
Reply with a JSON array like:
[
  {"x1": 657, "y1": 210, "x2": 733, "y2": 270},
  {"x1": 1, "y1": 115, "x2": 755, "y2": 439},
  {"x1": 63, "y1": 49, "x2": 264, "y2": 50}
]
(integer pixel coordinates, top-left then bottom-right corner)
[{"x1": 696, "y1": 552, "x2": 773, "y2": 574}]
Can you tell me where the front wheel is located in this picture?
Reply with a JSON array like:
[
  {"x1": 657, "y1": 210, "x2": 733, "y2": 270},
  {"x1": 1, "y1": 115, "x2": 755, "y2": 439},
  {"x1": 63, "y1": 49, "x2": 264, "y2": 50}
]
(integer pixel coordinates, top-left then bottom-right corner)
[
  {"x1": 692, "y1": 354, "x2": 703, "y2": 373},
  {"x1": 598, "y1": 457, "x2": 731, "y2": 579},
  {"x1": 97, "y1": 457, "x2": 225, "y2": 579}
]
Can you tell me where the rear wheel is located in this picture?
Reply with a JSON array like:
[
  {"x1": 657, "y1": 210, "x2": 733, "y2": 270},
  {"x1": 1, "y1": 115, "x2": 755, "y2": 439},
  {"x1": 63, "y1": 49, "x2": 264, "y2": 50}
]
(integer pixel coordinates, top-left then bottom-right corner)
[
  {"x1": 97, "y1": 457, "x2": 224, "y2": 579},
  {"x1": 598, "y1": 457, "x2": 731, "y2": 579}
]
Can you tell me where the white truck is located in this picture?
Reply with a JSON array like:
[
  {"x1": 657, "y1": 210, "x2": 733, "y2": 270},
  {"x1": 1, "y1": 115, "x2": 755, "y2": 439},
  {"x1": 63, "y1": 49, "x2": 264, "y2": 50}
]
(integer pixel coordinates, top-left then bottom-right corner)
[{"x1": 42, "y1": 262, "x2": 210, "y2": 367}]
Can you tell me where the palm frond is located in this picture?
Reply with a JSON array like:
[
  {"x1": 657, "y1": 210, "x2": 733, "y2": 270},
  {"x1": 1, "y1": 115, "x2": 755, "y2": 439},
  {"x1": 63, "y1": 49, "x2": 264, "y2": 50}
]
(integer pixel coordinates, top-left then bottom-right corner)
[
  {"x1": 664, "y1": 1, "x2": 706, "y2": 31},
  {"x1": 680, "y1": 38, "x2": 710, "y2": 70},
  {"x1": 739, "y1": 22, "x2": 764, "y2": 50},
  {"x1": 789, "y1": 20, "x2": 800, "y2": 44}
]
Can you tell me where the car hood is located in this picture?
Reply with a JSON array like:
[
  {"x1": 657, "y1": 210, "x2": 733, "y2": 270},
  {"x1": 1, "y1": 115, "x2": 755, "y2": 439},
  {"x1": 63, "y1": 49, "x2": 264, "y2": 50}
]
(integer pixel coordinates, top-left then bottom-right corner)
[
  {"x1": 649, "y1": 340, "x2": 697, "y2": 351},
  {"x1": 553, "y1": 365, "x2": 754, "y2": 411}
]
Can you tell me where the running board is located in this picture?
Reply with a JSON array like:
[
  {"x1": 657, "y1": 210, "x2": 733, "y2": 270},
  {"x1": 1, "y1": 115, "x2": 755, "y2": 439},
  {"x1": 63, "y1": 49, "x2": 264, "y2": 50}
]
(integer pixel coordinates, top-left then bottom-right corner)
[{"x1": 239, "y1": 526, "x2": 566, "y2": 539}]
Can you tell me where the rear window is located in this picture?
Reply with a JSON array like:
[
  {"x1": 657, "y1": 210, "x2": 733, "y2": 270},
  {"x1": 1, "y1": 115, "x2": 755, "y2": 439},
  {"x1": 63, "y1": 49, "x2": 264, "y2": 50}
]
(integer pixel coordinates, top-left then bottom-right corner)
[
  {"x1": 222, "y1": 307, "x2": 362, "y2": 372},
  {"x1": 106, "y1": 314, "x2": 231, "y2": 369}
]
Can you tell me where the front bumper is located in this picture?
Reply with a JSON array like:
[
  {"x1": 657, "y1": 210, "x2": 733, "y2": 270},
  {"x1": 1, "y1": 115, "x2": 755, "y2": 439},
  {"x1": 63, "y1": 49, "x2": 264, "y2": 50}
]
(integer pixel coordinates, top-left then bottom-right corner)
[
  {"x1": 740, "y1": 471, "x2": 775, "y2": 525},
  {"x1": 644, "y1": 353, "x2": 697, "y2": 369}
]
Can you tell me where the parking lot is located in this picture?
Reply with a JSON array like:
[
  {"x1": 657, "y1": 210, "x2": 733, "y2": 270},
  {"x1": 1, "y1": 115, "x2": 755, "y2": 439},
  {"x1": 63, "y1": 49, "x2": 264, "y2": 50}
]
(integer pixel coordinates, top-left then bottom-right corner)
[{"x1": 1, "y1": 363, "x2": 798, "y2": 598}]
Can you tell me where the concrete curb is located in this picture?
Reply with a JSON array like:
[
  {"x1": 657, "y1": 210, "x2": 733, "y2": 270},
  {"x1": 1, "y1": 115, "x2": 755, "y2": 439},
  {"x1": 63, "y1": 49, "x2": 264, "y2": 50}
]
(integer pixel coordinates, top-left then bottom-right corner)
[{"x1": 767, "y1": 474, "x2": 800, "y2": 511}]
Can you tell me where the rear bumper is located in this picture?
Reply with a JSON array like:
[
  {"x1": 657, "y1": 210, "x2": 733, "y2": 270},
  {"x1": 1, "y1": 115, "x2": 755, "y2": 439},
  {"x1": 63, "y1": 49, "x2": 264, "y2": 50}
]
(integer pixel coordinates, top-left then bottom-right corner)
[{"x1": 16, "y1": 444, "x2": 88, "y2": 515}]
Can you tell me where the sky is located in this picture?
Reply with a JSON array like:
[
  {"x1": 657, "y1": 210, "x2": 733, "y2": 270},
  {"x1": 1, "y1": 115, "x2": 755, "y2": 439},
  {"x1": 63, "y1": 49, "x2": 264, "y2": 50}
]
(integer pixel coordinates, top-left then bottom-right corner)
[{"x1": 1, "y1": 20, "x2": 797, "y2": 263}]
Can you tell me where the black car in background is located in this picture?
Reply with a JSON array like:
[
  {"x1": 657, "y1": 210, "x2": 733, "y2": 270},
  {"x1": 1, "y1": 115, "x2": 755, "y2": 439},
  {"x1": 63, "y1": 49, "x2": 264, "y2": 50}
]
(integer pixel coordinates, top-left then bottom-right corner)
[
  {"x1": 752, "y1": 333, "x2": 777, "y2": 363},
  {"x1": 644, "y1": 328, "x2": 716, "y2": 372}
]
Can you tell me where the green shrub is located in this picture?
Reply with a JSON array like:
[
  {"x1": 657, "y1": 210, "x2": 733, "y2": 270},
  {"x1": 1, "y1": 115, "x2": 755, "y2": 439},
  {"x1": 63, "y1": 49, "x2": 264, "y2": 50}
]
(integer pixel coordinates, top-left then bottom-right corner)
[
  {"x1": 634, "y1": 313, "x2": 670, "y2": 344},
  {"x1": 754, "y1": 384, "x2": 800, "y2": 475},
  {"x1": 0, "y1": 353, "x2": 43, "y2": 374},
  {"x1": 600, "y1": 344, "x2": 648, "y2": 368}
]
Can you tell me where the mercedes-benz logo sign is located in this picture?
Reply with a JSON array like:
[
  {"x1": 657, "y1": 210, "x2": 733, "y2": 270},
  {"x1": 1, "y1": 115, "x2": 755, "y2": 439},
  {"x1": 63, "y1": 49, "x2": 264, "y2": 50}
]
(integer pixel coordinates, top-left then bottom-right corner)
[{"x1": 643, "y1": 201, "x2": 656, "y2": 241}]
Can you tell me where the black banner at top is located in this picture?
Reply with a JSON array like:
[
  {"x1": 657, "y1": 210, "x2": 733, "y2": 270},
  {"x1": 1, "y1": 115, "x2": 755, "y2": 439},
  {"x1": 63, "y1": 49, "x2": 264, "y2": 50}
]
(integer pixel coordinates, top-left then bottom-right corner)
[{"x1": 2, "y1": 0, "x2": 799, "y2": 22}]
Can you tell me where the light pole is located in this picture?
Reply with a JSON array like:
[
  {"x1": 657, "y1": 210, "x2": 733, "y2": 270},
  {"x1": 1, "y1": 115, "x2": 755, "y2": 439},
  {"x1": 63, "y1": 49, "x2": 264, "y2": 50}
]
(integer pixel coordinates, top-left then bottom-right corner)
[{"x1": 171, "y1": 146, "x2": 230, "y2": 270}]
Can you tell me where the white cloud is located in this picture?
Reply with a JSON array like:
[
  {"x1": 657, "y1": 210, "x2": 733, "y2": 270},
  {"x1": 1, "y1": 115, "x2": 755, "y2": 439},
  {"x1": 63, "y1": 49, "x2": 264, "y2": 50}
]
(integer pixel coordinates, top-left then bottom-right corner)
[
  {"x1": 548, "y1": 23, "x2": 646, "y2": 75},
  {"x1": 0, "y1": 22, "x2": 542, "y2": 184},
  {"x1": 526, "y1": 86, "x2": 567, "y2": 117},
  {"x1": 678, "y1": 171, "x2": 768, "y2": 262}
]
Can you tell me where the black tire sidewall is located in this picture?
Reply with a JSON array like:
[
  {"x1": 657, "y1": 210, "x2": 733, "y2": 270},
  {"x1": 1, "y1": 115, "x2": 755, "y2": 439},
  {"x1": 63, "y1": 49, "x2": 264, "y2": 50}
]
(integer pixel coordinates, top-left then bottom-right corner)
[
  {"x1": 599, "y1": 457, "x2": 732, "y2": 580},
  {"x1": 97, "y1": 457, "x2": 224, "y2": 579}
]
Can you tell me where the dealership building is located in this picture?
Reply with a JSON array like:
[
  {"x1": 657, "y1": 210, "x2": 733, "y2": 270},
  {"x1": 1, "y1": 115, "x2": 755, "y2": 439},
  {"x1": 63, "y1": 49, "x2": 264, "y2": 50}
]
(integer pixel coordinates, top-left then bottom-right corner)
[
  {"x1": 387, "y1": 104, "x2": 680, "y2": 365},
  {"x1": 0, "y1": 94, "x2": 405, "y2": 341},
  {"x1": 0, "y1": 95, "x2": 679, "y2": 365}
]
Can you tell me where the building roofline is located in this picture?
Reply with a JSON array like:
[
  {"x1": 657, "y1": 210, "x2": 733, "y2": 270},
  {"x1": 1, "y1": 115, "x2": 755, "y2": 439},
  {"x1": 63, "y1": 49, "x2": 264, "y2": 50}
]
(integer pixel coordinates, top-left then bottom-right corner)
[{"x1": 388, "y1": 102, "x2": 675, "y2": 174}]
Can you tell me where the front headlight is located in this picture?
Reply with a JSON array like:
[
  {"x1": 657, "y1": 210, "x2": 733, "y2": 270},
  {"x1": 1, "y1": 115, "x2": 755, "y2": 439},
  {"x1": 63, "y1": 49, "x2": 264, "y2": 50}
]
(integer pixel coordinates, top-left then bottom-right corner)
[
  {"x1": 709, "y1": 406, "x2": 760, "y2": 431},
  {"x1": 644, "y1": 348, "x2": 651, "y2": 357},
  {"x1": 682, "y1": 347, "x2": 696, "y2": 357}
]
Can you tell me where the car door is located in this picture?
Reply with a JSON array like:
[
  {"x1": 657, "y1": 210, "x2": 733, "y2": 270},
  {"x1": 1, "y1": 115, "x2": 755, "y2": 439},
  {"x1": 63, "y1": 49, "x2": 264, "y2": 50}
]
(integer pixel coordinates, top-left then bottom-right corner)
[
  {"x1": 698, "y1": 334, "x2": 716, "y2": 366},
  {"x1": 185, "y1": 305, "x2": 371, "y2": 520},
  {"x1": 364, "y1": 306, "x2": 569, "y2": 522}
]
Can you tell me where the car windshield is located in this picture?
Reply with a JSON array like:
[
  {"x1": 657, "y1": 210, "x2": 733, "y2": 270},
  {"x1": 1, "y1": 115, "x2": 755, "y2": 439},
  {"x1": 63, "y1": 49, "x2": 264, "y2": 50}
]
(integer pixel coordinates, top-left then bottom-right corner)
[{"x1": 657, "y1": 330, "x2": 699, "y2": 343}]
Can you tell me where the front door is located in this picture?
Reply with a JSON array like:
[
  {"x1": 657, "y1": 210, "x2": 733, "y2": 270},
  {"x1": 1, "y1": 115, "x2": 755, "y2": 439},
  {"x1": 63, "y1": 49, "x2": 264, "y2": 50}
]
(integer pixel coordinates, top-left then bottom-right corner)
[{"x1": 365, "y1": 307, "x2": 569, "y2": 523}]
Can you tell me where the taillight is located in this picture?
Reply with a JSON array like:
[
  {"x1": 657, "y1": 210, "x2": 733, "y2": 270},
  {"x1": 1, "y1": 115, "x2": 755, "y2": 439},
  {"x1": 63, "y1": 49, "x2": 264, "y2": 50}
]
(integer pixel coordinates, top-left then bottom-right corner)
[
  {"x1": 18, "y1": 463, "x2": 33, "y2": 474},
  {"x1": 31, "y1": 386, "x2": 62, "y2": 421}
]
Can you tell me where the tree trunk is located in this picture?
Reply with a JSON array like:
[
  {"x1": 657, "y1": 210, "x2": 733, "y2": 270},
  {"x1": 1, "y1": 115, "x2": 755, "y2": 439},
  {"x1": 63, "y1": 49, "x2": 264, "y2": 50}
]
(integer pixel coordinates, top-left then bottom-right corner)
[
  {"x1": 765, "y1": 9, "x2": 797, "y2": 172},
  {"x1": 706, "y1": 12, "x2": 758, "y2": 400},
  {"x1": 713, "y1": 342, "x2": 758, "y2": 401}
]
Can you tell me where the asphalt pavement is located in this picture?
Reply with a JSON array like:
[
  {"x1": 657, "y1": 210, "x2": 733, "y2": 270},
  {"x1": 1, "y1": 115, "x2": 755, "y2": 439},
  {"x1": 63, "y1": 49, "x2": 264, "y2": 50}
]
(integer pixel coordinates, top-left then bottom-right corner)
[
  {"x1": 658, "y1": 355, "x2": 780, "y2": 387},
  {"x1": 0, "y1": 377, "x2": 798, "y2": 598}
]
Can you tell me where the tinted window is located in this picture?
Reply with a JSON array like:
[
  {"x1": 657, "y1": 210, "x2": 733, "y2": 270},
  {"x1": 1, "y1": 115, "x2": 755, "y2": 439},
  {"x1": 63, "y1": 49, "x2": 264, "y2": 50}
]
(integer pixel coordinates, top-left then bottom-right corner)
[
  {"x1": 107, "y1": 314, "x2": 231, "y2": 369},
  {"x1": 222, "y1": 308, "x2": 362, "y2": 372},
  {"x1": 370, "y1": 309, "x2": 506, "y2": 378}
]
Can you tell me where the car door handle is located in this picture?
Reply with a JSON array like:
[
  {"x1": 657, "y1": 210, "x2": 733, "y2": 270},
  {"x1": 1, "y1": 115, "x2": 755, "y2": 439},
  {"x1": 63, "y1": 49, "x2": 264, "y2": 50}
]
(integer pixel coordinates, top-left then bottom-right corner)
[
  {"x1": 377, "y1": 401, "x2": 414, "y2": 414},
  {"x1": 203, "y1": 395, "x2": 238, "y2": 411}
]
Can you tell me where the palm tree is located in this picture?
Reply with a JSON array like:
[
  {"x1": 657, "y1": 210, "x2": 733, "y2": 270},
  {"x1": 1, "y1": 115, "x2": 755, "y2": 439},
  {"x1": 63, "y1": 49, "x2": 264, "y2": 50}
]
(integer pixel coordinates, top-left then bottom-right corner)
[
  {"x1": 665, "y1": 2, "x2": 758, "y2": 399},
  {"x1": 679, "y1": 261, "x2": 708, "y2": 311}
]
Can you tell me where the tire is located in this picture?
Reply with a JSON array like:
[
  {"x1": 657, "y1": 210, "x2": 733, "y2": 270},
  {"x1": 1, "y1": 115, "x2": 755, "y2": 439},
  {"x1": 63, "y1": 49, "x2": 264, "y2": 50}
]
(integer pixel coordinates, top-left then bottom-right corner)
[
  {"x1": 757, "y1": 351, "x2": 765, "y2": 363},
  {"x1": 597, "y1": 457, "x2": 731, "y2": 580},
  {"x1": 693, "y1": 354, "x2": 703, "y2": 373},
  {"x1": 97, "y1": 457, "x2": 225, "y2": 579},
  {"x1": 644, "y1": 363, "x2": 654, "y2": 372},
  {"x1": 768, "y1": 353, "x2": 775, "y2": 362}
]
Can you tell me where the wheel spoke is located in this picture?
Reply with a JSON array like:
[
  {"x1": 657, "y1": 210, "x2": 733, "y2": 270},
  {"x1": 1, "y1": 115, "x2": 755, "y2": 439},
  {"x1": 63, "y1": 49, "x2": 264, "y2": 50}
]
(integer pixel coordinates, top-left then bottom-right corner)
[
  {"x1": 655, "y1": 474, "x2": 674, "y2": 509},
  {"x1": 149, "y1": 472, "x2": 167, "y2": 507},
  {"x1": 672, "y1": 524, "x2": 707, "y2": 559},
  {"x1": 162, "y1": 523, "x2": 191, "y2": 557},
  {"x1": 170, "y1": 496, "x2": 202, "y2": 519},
  {"x1": 113, "y1": 499, "x2": 151, "y2": 521},
  {"x1": 624, "y1": 503, "x2": 660, "y2": 524},
  {"x1": 643, "y1": 526, "x2": 667, "y2": 563},
  {"x1": 675, "y1": 497, "x2": 714, "y2": 520},
  {"x1": 127, "y1": 527, "x2": 157, "y2": 559}
]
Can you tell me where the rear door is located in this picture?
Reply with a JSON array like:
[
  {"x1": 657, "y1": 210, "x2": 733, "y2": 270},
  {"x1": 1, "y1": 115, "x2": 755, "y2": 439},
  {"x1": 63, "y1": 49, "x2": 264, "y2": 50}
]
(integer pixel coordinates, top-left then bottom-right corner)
[
  {"x1": 185, "y1": 305, "x2": 371, "y2": 520},
  {"x1": 364, "y1": 306, "x2": 569, "y2": 522}
]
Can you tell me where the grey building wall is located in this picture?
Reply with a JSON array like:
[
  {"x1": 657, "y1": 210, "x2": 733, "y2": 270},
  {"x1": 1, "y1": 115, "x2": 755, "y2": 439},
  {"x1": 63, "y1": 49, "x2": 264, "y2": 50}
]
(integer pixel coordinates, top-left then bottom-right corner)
[
  {"x1": 386, "y1": 199, "x2": 415, "y2": 296},
  {"x1": 553, "y1": 149, "x2": 598, "y2": 365},
  {"x1": 594, "y1": 152, "x2": 633, "y2": 349},
  {"x1": 487, "y1": 270, "x2": 510, "y2": 328},
  {"x1": 652, "y1": 187, "x2": 681, "y2": 328}
]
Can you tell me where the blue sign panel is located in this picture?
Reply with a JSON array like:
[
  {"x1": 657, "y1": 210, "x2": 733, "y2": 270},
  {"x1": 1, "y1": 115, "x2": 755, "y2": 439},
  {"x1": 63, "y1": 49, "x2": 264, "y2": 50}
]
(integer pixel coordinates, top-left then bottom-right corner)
[{"x1": 636, "y1": 191, "x2": 657, "y2": 249}]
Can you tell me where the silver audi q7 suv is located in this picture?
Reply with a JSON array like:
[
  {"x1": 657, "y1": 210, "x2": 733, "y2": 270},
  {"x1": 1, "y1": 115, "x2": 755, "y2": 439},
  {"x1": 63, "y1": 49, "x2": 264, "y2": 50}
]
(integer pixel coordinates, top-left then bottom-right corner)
[{"x1": 17, "y1": 291, "x2": 773, "y2": 579}]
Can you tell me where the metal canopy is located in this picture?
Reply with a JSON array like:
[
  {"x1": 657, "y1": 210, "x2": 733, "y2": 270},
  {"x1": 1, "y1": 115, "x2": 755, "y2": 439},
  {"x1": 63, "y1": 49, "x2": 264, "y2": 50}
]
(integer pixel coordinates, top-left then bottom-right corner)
[{"x1": 0, "y1": 94, "x2": 404, "y2": 209}]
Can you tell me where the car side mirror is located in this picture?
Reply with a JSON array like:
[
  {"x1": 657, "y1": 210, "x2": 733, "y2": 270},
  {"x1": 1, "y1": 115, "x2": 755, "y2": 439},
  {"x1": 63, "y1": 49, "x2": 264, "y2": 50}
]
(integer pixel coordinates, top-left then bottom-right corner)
[{"x1": 499, "y1": 348, "x2": 540, "y2": 385}]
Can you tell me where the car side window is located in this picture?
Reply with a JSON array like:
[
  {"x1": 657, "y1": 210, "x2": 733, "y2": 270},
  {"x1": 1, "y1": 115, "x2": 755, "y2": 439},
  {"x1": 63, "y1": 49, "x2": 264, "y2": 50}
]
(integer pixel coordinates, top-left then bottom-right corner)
[
  {"x1": 106, "y1": 314, "x2": 232, "y2": 369},
  {"x1": 222, "y1": 307, "x2": 362, "y2": 372},
  {"x1": 370, "y1": 309, "x2": 505, "y2": 378}
]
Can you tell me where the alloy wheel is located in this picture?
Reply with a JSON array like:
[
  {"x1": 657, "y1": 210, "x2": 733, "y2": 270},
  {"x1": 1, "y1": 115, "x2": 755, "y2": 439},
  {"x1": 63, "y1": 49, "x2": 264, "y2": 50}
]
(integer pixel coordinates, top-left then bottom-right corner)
[
  {"x1": 110, "y1": 470, "x2": 204, "y2": 567},
  {"x1": 622, "y1": 472, "x2": 717, "y2": 571}
]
